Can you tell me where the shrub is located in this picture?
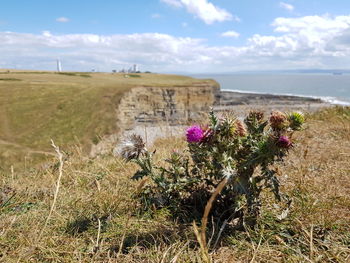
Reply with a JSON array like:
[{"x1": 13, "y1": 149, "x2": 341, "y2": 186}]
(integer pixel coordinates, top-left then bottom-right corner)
[
  {"x1": 0, "y1": 78, "x2": 22, "y2": 81},
  {"x1": 128, "y1": 74, "x2": 141, "y2": 78},
  {"x1": 120, "y1": 110, "x2": 304, "y2": 226}
]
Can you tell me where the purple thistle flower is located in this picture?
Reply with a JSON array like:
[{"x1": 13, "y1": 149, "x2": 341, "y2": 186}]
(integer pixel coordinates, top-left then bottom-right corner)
[
  {"x1": 277, "y1": 135, "x2": 292, "y2": 148},
  {"x1": 186, "y1": 125, "x2": 204, "y2": 143}
]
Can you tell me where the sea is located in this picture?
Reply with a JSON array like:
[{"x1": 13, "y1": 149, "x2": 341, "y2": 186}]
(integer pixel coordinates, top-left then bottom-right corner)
[{"x1": 191, "y1": 74, "x2": 350, "y2": 106}]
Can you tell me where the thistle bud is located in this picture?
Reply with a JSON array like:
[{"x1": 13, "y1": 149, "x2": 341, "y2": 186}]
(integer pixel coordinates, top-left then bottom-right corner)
[
  {"x1": 276, "y1": 135, "x2": 292, "y2": 148},
  {"x1": 288, "y1": 112, "x2": 304, "y2": 131},
  {"x1": 247, "y1": 110, "x2": 264, "y2": 122},
  {"x1": 235, "y1": 120, "x2": 247, "y2": 137},
  {"x1": 269, "y1": 111, "x2": 288, "y2": 130}
]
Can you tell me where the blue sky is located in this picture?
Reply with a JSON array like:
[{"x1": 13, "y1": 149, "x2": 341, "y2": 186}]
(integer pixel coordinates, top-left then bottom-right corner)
[{"x1": 1, "y1": 0, "x2": 350, "y2": 72}]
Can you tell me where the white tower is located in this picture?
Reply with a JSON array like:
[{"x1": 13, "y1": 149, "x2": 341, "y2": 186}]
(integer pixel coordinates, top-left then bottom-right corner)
[
  {"x1": 56, "y1": 59, "x2": 62, "y2": 72},
  {"x1": 133, "y1": 64, "x2": 138, "y2": 73}
]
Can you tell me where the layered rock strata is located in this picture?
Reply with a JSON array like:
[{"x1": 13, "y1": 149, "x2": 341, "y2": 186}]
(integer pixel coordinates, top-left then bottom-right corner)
[
  {"x1": 117, "y1": 84, "x2": 219, "y2": 127},
  {"x1": 90, "y1": 82, "x2": 219, "y2": 156}
]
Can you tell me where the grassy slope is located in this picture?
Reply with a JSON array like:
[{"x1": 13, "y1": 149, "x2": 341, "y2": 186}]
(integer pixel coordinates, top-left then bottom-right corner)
[
  {"x1": 0, "y1": 107, "x2": 349, "y2": 262},
  {"x1": 0, "y1": 70, "x2": 206, "y2": 170}
]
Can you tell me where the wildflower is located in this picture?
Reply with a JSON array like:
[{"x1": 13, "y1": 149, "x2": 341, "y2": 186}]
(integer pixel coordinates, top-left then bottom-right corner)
[
  {"x1": 269, "y1": 111, "x2": 288, "y2": 130},
  {"x1": 120, "y1": 134, "x2": 147, "y2": 161},
  {"x1": 229, "y1": 124, "x2": 236, "y2": 137},
  {"x1": 186, "y1": 125, "x2": 204, "y2": 143},
  {"x1": 288, "y1": 112, "x2": 304, "y2": 130},
  {"x1": 276, "y1": 135, "x2": 292, "y2": 148},
  {"x1": 219, "y1": 114, "x2": 237, "y2": 138},
  {"x1": 235, "y1": 120, "x2": 247, "y2": 137},
  {"x1": 247, "y1": 110, "x2": 264, "y2": 122}
]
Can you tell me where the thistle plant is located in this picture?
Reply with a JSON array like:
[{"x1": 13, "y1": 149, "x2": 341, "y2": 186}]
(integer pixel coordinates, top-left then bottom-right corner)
[{"x1": 120, "y1": 109, "x2": 304, "y2": 226}]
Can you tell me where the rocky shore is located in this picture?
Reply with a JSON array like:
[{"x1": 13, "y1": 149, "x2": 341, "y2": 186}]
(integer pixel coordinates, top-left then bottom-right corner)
[{"x1": 214, "y1": 90, "x2": 329, "y2": 115}]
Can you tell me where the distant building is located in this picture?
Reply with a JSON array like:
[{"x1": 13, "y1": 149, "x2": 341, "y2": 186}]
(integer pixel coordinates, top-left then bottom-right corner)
[{"x1": 118, "y1": 64, "x2": 139, "y2": 74}]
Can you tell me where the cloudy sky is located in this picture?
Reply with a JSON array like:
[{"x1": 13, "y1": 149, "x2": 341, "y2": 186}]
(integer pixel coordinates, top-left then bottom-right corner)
[{"x1": 1, "y1": 0, "x2": 350, "y2": 73}]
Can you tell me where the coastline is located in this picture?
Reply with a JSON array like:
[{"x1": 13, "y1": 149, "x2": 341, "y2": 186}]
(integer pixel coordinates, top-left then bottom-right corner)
[
  {"x1": 220, "y1": 89, "x2": 350, "y2": 106},
  {"x1": 214, "y1": 90, "x2": 332, "y2": 116}
]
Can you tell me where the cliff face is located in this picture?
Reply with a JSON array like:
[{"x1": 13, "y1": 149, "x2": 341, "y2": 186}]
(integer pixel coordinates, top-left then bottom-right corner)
[
  {"x1": 90, "y1": 82, "x2": 219, "y2": 156},
  {"x1": 117, "y1": 83, "x2": 219, "y2": 128}
]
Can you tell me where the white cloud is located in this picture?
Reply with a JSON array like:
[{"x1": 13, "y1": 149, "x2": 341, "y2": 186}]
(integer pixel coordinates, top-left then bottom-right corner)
[
  {"x1": 56, "y1": 17, "x2": 70, "y2": 23},
  {"x1": 245, "y1": 15, "x2": 350, "y2": 62},
  {"x1": 161, "y1": 0, "x2": 236, "y2": 24},
  {"x1": 2, "y1": 15, "x2": 350, "y2": 72},
  {"x1": 221, "y1": 30, "x2": 240, "y2": 38},
  {"x1": 42, "y1": 30, "x2": 52, "y2": 37},
  {"x1": 279, "y1": 2, "x2": 294, "y2": 11},
  {"x1": 273, "y1": 15, "x2": 350, "y2": 34}
]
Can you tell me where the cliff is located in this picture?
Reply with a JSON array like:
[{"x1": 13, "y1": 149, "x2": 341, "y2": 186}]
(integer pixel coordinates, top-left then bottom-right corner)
[
  {"x1": 90, "y1": 81, "x2": 219, "y2": 156},
  {"x1": 117, "y1": 83, "x2": 219, "y2": 127}
]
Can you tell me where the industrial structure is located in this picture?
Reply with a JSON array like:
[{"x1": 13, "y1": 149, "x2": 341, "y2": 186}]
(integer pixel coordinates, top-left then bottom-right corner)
[
  {"x1": 56, "y1": 59, "x2": 62, "y2": 72},
  {"x1": 118, "y1": 64, "x2": 139, "y2": 73}
]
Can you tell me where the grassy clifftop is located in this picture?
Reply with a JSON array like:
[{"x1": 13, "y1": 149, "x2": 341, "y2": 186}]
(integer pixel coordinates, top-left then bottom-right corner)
[{"x1": 0, "y1": 70, "x2": 214, "y2": 170}]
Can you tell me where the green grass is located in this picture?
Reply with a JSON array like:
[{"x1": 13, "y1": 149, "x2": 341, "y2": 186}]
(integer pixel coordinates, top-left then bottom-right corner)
[
  {"x1": 0, "y1": 70, "x2": 211, "y2": 170},
  {"x1": 0, "y1": 107, "x2": 349, "y2": 262},
  {"x1": 127, "y1": 74, "x2": 141, "y2": 78},
  {"x1": 0, "y1": 78, "x2": 22, "y2": 81},
  {"x1": 58, "y1": 72, "x2": 92, "y2": 78}
]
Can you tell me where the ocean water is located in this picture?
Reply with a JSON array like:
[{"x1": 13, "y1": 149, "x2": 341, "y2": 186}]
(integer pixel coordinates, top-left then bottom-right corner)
[{"x1": 191, "y1": 74, "x2": 350, "y2": 105}]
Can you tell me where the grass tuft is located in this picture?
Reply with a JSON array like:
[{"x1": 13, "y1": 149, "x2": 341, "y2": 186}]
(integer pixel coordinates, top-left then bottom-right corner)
[
  {"x1": 58, "y1": 72, "x2": 91, "y2": 78},
  {"x1": 0, "y1": 78, "x2": 22, "y2": 81}
]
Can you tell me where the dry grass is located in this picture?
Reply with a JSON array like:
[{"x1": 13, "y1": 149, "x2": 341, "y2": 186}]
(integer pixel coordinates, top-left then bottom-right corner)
[{"x1": 0, "y1": 106, "x2": 349, "y2": 262}]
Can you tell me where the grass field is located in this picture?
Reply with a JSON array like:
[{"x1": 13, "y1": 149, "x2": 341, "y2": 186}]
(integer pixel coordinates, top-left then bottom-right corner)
[
  {"x1": 0, "y1": 107, "x2": 349, "y2": 262},
  {"x1": 0, "y1": 70, "x2": 205, "y2": 171}
]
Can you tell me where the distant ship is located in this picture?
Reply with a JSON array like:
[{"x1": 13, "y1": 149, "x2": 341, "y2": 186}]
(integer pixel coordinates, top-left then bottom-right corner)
[{"x1": 333, "y1": 72, "x2": 343, "y2": 75}]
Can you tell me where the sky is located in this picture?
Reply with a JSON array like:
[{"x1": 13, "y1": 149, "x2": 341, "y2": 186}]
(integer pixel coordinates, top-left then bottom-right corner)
[{"x1": 1, "y1": 0, "x2": 350, "y2": 73}]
